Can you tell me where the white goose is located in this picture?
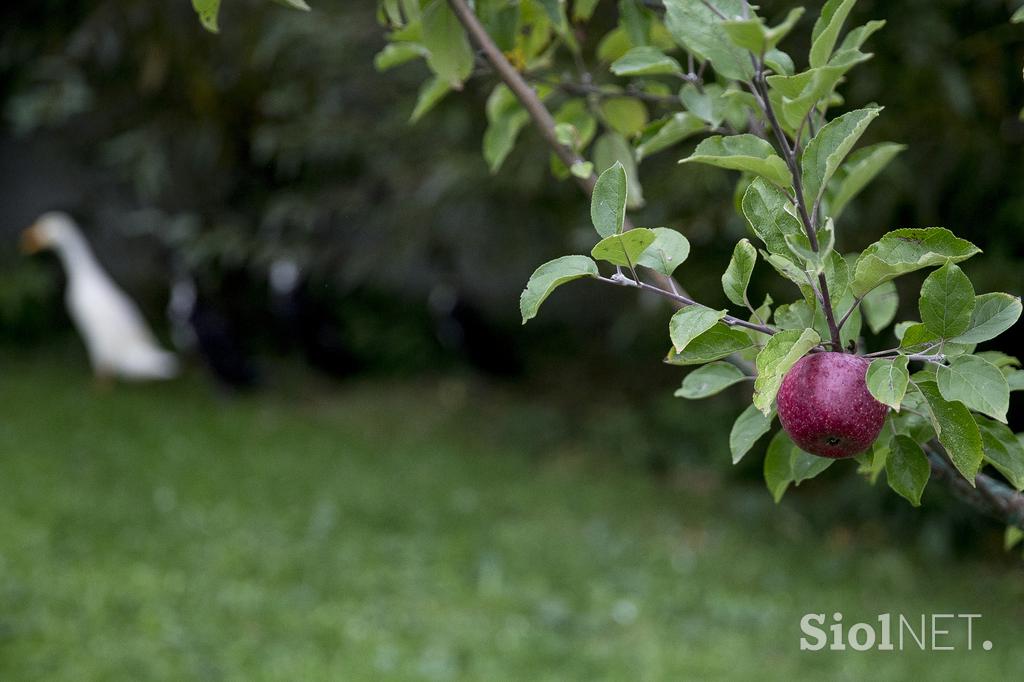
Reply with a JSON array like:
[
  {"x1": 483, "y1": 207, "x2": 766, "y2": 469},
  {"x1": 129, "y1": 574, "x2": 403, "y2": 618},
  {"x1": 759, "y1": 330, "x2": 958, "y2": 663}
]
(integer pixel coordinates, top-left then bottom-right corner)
[{"x1": 22, "y1": 212, "x2": 179, "y2": 381}]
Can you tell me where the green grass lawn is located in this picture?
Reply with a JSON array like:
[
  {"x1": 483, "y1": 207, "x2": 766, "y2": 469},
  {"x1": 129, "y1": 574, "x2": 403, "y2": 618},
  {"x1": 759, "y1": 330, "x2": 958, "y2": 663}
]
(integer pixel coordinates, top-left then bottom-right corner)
[{"x1": 0, "y1": 353, "x2": 1021, "y2": 680}]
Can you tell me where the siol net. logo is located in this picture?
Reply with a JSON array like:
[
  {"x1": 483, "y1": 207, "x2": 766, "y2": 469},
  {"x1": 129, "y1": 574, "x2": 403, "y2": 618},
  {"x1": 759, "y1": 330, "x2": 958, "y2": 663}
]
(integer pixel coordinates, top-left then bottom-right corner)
[{"x1": 800, "y1": 613, "x2": 991, "y2": 652}]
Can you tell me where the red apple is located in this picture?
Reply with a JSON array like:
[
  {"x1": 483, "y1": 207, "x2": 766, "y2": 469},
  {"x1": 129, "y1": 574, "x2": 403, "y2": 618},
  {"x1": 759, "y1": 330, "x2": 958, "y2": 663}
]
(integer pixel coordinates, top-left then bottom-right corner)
[{"x1": 777, "y1": 352, "x2": 888, "y2": 459}]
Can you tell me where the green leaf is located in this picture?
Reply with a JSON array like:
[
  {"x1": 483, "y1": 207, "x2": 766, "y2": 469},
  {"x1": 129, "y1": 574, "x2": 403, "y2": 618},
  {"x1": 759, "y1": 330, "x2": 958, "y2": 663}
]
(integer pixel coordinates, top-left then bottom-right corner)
[
  {"x1": 861, "y1": 280, "x2": 898, "y2": 334},
  {"x1": 762, "y1": 252, "x2": 814, "y2": 302},
  {"x1": 891, "y1": 404, "x2": 936, "y2": 443},
  {"x1": 381, "y1": 0, "x2": 402, "y2": 23},
  {"x1": 618, "y1": 0, "x2": 650, "y2": 46},
  {"x1": 554, "y1": 99, "x2": 598, "y2": 151},
  {"x1": 636, "y1": 227, "x2": 690, "y2": 276},
  {"x1": 809, "y1": 0, "x2": 857, "y2": 68},
  {"x1": 885, "y1": 435, "x2": 930, "y2": 506},
  {"x1": 596, "y1": 26, "x2": 632, "y2": 63},
  {"x1": 681, "y1": 134, "x2": 792, "y2": 188},
  {"x1": 851, "y1": 228, "x2": 981, "y2": 297},
  {"x1": 669, "y1": 305, "x2": 727, "y2": 353},
  {"x1": 976, "y1": 351, "x2": 1021, "y2": 369},
  {"x1": 949, "y1": 293, "x2": 1022, "y2": 344},
  {"x1": 764, "y1": 48, "x2": 795, "y2": 76},
  {"x1": 600, "y1": 97, "x2": 649, "y2": 137},
  {"x1": 741, "y1": 178, "x2": 804, "y2": 256},
  {"x1": 409, "y1": 76, "x2": 451, "y2": 123},
  {"x1": 679, "y1": 83, "x2": 727, "y2": 127},
  {"x1": 591, "y1": 162, "x2": 628, "y2": 238},
  {"x1": 824, "y1": 245, "x2": 850, "y2": 301},
  {"x1": 894, "y1": 321, "x2": 915, "y2": 341},
  {"x1": 720, "y1": 18, "x2": 769, "y2": 53},
  {"x1": 422, "y1": 0, "x2": 474, "y2": 88},
  {"x1": 752, "y1": 328, "x2": 821, "y2": 415},
  {"x1": 635, "y1": 113, "x2": 706, "y2": 161},
  {"x1": 594, "y1": 133, "x2": 644, "y2": 209},
  {"x1": 591, "y1": 228, "x2": 657, "y2": 267},
  {"x1": 936, "y1": 355, "x2": 1010, "y2": 423},
  {"x1": 916, "y1": 380, "x2": 984, "y2": 482},
  {"x1": 823, "y1": 252, "x2": 853, "y2": 305},
  {"x1": 536, "y1": 0, "x2": 562, "y2": 23},
  {"x1": 866, "y1": 356, "x2": 909, "y2": 411},
  {"x1": 773, "y1": 301, "x2": 813, "y2": 331},
  {"x1": 1013, "y1": 6, "x2": 1024, "y2": 23},
  {"x1": 383, "y1": 0, "x2": 421, "y2": 27},
  {"x1": 539, "y1": 0, "x2": 580, "y2": 53},
  {"x1": 570, "y1": 161, "x2": 594, "y2": 179},
  {"x1": 898, "y1": 323, "x2": 973, "y2": 358},
  {"x1": 573, "y1": 0, "x2": 601, "y2": 21},
  {"x1": 274, "y1": 0, "x2": 311, "y2": 10},
  {"x1": 762, "y1": 430, "x2": 831, "y2": 499},
  {"x1": 839, "y1": 19, "x2": 886, "y2": 51},
  {"x1": 857, "y1": 435, "x2": 889, "y2": 484},
  {"x1": 764, "y1": 430, "x2": 795, "y2": 502},
  {"x1": 919, "y1": 262, "x2": 975, "y2": 339},
  {"x1": 192, "y1": 0, "x2": 221, "y2": 33},
  {"x1": 801, "y1": 107, "x2": 881, "y2": 208},
  {"x1": 663, "y1": 0, "x2": 753, "y2": 81},
  {"x1": 677, "y1": 361, "x2": 748, "y2": 399},
  {"x1": 1006, "y1": 526, "x2": 1024, "y2": 551},
  {"x1": 975, "y1": 416, "x2": 1024, "y2": 491},
  {"x1": 374, "y1": 42, "x2": 428, "y2": 71},
  {"x1": 1008, "y1": 371, "x2": 1024, "y2": 392},
  {"x1": 520, "y1": 256, "x2": 599, "y2": 324},
  {"x1": 722, "y1": 7, "x2": 804, "y2": 53},
  {"x1": 792, "y1": 448, "x2": 834, "y2": 485},
  {"x1": 730, "y1": 404, "x2": 775, "y2": 464},
  {"x1": 665, "y1": 323, "x2": 753, "y2": 365},
  {"x1": 483, "y1": 85, "x2": 530, "y2": 173},
  {"x1": 610, "y1": 46, "x2": 682, "y2": 76},
  {"x1": 767, "y1": 49, "x2": 873, "y2": 130},
  {"x1": 827, "y1": 142, "x2": 905, "y2": 219},
  {"x1": 480, "y1": 3, "x2": 517, "y2": 50},
  {"x1": 721, "y1": 239, "x2": 757, "y2": 308},
  {"x1": 784, "y1": 224, "x2": 834, "y2": 276}
]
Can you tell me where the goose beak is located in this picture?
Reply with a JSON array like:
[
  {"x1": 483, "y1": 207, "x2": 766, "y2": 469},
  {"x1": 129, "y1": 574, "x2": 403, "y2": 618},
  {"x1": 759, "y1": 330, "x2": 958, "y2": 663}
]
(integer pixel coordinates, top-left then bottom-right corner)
[{"x1": 20, "y1": 224, "x2": 43, "y2": 254}]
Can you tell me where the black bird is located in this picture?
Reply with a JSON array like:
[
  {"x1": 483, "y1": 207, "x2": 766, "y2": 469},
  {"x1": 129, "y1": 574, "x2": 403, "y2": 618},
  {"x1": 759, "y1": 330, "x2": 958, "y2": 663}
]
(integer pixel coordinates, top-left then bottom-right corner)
[
  {"x1": 428, "y1": 282, "x2": 523, "y2": 378},
  {"x1": 268, "y1": 258, "x2": 361, "y2": 380},
  {"x1": 168, "y1": 266, "x2": 261, "y2": 390}
]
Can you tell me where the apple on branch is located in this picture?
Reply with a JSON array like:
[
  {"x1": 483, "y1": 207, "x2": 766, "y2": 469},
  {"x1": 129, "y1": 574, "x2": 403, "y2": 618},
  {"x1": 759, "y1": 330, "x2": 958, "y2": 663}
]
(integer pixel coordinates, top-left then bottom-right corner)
[{"x1": 777, "y1": 353, "x2": 889, "y2": 459}]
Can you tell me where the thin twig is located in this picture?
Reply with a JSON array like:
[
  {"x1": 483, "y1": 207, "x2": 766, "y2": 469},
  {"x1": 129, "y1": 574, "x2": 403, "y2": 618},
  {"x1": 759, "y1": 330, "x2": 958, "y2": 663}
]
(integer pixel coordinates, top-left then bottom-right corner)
[
  {"x1": 864, "y1": 343, "x2": 944, "y2": 361},
  {"x1": 905, "y1": 353, "x2": 946, "y2": 363},
  {"x1": 541, "y1": 77, "x2": 681, "y2": 106},
  {"x1": 594, "y1": 274, "x2": 777, "y2": 335},
  {"x1": 750, "y1": 65, "x2": 843, "y2": 349},
  {"x1": 447, "y1": 0, "x2": 596, "y2": 194},
  {"x1": 835, "y1": 296, "x2": 862, "y2": 333}
]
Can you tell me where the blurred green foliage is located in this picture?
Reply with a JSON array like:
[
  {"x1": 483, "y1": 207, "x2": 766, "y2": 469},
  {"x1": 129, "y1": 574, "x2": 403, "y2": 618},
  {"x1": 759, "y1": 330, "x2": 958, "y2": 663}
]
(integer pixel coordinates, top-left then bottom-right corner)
[{"x1": 0, "y1": 356, "x2": 1022, "y2": 679}]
